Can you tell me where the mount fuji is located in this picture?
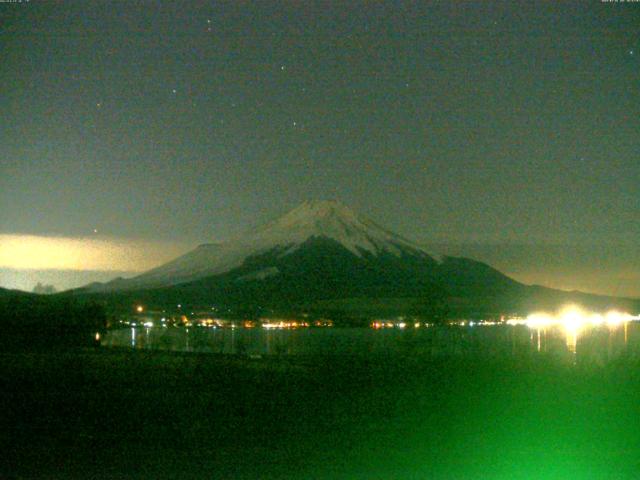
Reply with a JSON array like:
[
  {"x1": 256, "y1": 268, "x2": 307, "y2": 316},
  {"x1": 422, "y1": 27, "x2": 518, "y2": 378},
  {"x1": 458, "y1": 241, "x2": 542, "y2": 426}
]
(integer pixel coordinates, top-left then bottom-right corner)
[
  {"x1": 78, "y1": 201, "x2": 636, "y2": 319},
  {"x1": 95, "y1": 200, "x2": 437, "y2": 290}
]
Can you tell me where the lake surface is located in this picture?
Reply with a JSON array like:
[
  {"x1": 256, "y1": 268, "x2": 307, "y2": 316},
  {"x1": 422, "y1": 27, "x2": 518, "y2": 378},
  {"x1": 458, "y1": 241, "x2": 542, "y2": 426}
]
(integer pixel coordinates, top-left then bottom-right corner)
[
  {"x1": 10, "y1": 323, "x2": 640, "y2": 479},
  {"x1": 103, "y1": 322, "x2": 640, "y2": 363}
]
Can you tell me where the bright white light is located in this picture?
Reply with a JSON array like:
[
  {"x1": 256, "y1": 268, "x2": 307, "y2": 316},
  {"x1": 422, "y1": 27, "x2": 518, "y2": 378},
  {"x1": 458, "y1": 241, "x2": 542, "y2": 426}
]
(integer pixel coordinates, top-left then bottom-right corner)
[
  {"x1": 590, "y1": 314, "x2": 604, "y2": 326},
  {"x1": 514, "y1": 305, "x2": 640, "y2": 330},
  {"x1": 559, "y1": 305, "x2": 584, "y2": 333}
]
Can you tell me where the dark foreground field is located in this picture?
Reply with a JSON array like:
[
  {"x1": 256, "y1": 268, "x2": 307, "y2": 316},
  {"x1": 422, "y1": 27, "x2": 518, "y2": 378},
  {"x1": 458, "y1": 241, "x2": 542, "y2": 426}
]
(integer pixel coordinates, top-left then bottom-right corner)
[{"x1": 2, "y1": 348, "x2": 640, "y2": 479}]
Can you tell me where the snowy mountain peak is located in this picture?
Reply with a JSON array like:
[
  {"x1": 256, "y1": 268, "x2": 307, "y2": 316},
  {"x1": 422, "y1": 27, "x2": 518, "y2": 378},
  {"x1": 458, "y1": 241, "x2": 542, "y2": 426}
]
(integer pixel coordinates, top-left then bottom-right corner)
[
  {"x1": 92, "y1": 200, "x2": 432, "y2": 291},
  {"x1": 251, "y1": 200, "x2": 423, "y2": 257},
  {"x1": 277, "y1": 199, "x2": 359, "y2": 224},
  {"x1": 256, "y1": 200, "x2": 363, "y2": 234}
]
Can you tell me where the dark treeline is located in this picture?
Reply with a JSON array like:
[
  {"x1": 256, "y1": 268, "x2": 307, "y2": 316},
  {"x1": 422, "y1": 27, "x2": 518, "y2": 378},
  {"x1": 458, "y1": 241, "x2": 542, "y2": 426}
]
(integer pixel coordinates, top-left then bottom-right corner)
[{"x1": 0, "y1": 290, "x2": 106, "y2": 350}]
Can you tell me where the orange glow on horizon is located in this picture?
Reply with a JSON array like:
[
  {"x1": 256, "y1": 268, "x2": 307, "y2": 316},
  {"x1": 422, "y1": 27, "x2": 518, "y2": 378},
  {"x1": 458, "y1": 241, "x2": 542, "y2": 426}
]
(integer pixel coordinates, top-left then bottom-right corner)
[{"x1": 0, "y1": 234, "x2": 191, "y2": 271}]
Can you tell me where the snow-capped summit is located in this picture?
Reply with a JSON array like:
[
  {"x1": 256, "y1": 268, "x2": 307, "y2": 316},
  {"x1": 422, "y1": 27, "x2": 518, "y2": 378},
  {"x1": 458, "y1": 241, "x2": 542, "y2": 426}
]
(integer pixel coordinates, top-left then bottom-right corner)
[
  {"x1": 249, "y1": 199, "x2": 425, "y2": 257},
  {"x1": 91, "y1": 200, "x2": 433, "y2": 291}
]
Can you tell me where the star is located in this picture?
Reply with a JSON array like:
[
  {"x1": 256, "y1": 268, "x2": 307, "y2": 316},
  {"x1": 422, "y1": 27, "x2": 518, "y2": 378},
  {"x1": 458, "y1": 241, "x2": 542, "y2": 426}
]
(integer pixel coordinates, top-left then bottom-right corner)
[
  {"x1": 93, "y1": 228, "x2": 98, "y2": 234},
  {"x1": 96, "y1": 102, "x2": 102, "y2": 108},
  {"x1": 172, "y1": 89, "x2": 177, "y2": 94},
  {"x1": 293, "y1": 121, "x2": 297, "y2": 127},
  {"x1": 280, "y1": 65, "x2": 286, "y2": 71},
  {"x1": 630, "y1": 50, "x2": 635, "y2": 56}
]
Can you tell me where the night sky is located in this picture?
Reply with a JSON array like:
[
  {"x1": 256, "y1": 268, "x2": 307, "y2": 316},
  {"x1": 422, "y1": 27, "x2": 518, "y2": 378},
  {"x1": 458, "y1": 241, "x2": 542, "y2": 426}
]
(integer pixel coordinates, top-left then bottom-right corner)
[{"x1": 1, "y1": 1, "x2": 638, "y2": 296}]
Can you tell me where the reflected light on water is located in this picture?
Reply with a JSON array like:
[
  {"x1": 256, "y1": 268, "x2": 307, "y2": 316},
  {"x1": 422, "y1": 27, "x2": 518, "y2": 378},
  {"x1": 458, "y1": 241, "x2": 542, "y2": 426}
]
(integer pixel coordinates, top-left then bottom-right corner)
[
  {"x1": 560, "y1": 306, "x2": 583, "y2": 354},
  {"x1": 108, "y1": 316, "x2": 640, "y2": 362},
  {"x1": 507, "y1": 305, "x2": 640, "y2": 353}
]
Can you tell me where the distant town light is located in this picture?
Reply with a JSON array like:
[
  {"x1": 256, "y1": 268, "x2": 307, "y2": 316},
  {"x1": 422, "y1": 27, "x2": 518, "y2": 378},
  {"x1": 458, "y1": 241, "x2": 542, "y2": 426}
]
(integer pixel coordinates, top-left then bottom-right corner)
[{"x1": 136, "y1": 305, "x2": 144, "y2": 313}]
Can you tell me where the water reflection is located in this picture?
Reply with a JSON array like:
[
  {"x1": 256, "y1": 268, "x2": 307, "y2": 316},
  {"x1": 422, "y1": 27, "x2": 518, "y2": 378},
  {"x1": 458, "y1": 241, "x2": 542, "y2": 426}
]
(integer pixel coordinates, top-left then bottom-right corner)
[
  {"x1": 103, "y1": 321, "x2": 640, "y2": 363},
  {"x1": 564, "y1": 326, "x2": 578, "y2": 356}
]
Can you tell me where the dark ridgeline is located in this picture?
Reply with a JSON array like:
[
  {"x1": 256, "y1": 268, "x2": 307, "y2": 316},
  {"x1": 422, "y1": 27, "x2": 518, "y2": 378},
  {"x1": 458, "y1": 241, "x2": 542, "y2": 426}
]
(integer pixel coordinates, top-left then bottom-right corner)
[
  {"x1": 69, "y1": 201, "x2": 640, "y2": 323},
  {"x1": 0, "y1": 287, "x2": 106, "y2": 350},
  {"x1": 70, "y1": 241, "x2": 640, "y2": 325}
]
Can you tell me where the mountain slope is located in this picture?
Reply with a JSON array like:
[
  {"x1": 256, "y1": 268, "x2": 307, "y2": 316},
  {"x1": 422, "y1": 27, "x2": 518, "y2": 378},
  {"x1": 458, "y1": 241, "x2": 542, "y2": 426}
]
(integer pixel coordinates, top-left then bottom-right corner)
[
  {"x1": 89, "y1": 200, "x2": 435, "y2": 292},
  {"x1": 77, "y1": 200, "x2": 638, "y2": 318}
]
